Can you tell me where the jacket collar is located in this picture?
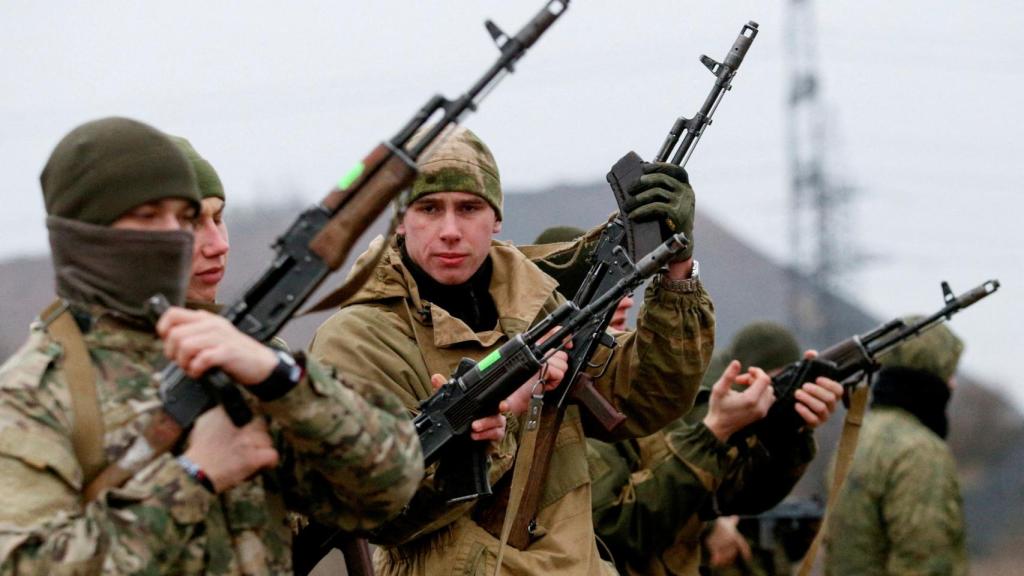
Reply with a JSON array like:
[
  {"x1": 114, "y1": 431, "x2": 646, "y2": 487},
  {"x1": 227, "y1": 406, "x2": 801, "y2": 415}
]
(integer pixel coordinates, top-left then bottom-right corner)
[{"x1": 343, "y1": 235, "x2": 558, "y2": 348}]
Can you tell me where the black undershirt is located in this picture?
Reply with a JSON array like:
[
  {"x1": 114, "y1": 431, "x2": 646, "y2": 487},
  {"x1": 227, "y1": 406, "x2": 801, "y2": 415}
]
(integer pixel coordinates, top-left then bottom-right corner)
[{"x1": 401, "y1": 244, "x2": 498, "y2": 333}]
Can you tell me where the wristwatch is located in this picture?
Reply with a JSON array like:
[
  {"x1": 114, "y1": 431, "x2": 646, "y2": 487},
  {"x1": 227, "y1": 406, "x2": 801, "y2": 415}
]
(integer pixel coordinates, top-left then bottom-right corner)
[
  {"x1": 660, "y1": 259, "x2": 701, "y2": 292},
  {"x1": 248, "y1": 350, "x2": 305, "y2": 401}
]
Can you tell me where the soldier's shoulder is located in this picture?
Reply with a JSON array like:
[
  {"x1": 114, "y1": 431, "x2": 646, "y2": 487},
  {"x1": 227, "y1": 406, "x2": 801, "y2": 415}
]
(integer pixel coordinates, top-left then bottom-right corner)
[
  {"x1": 328, "y1": 299, "x2": 405, "y2": 326},
  {"x1": 860, "y1": 409, "x2": 950, "y2": 475},
  {"x1": 0, "y1": 328, "x2": 64, "y2": 393}
]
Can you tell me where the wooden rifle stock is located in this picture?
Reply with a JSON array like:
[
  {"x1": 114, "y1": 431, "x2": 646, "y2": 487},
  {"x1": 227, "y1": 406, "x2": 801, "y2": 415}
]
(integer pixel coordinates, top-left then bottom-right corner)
[{"x1": 310, "y1": 146, "x2": 417, "y2": 269}]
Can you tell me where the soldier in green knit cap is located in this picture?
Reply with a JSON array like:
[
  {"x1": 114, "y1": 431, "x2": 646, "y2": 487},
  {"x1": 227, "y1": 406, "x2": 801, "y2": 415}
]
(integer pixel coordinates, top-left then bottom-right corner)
[
  {"x1": 0, "y1": 117, "x2": 423, "y2": 574},
  {"x1": 171, "y1": 136, "x2": 231, "y2": 306}
]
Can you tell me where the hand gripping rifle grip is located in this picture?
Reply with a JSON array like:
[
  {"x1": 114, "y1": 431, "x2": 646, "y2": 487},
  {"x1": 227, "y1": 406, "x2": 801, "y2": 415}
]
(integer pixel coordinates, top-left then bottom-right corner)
[{"x1": 606, "y1": 151, "x2": 665, "y2": 258}]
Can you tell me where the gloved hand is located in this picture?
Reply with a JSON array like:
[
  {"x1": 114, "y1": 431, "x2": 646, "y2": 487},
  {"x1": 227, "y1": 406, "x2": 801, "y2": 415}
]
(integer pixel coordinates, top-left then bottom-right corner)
[{"x1": 622, "y1": 162, "x2": 695, "y2": 261}]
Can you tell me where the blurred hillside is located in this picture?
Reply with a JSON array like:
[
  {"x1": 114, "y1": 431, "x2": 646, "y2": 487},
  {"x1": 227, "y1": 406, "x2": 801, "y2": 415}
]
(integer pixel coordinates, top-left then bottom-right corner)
[{"x1": 1, "y1": 183, "x2": 1020, "y2": 567}]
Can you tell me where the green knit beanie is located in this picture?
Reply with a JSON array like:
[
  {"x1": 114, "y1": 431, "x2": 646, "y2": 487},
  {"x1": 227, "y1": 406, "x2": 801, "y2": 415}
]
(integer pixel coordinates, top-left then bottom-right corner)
[
  {"x1": 409, "y1": 125, "x2": 502, "y2": 219},
  {"x1": 171, "y1": 136, "x2": 224, "y2": 201},
  {"x1": 535, "y1": 226, "x2": 585, "y2": 245},
  {"x1": 730, "y1": 321, "x2": 801, "y2": 372},
  {"x1": 880, "y1": 316, "x2": 964, "y2": 382},
  {"x1": 533, "y1": 226, "x2": 590, "y2": 298},
  {"x1": 41, "y1": 117, "x2": 201, "y2": 225}
]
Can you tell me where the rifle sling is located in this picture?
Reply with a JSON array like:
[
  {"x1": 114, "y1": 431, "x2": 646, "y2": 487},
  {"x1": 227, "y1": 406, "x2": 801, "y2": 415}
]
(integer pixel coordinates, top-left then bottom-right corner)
[
  {"x1": 40, "y1": 299, "x2": 107, "y2": 488},
  {"x1": 797, "y1": 383, "x2": 869, "y2": 576},
  {"x1": 475, "y1": 404, "x2": 564, "y2": 549},
  {"x1": 491, "y1": 390, "x2": 546, "y2": 575}
]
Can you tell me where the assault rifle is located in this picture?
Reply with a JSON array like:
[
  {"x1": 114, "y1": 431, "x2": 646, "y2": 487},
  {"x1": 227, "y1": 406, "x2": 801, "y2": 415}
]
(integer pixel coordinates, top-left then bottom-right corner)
[
  {"x1": 420, "y1": 232, "x2": 690, "y2": 502},
  {"x1": 477, "y1": 21, "x2": 762, "y2": 549},
  {"x1": 754, "y1": 279, "x2": 1000, "y2": 437},
  {"x1": 83, "y1": 0, "x2": 571, "y2": 506}
]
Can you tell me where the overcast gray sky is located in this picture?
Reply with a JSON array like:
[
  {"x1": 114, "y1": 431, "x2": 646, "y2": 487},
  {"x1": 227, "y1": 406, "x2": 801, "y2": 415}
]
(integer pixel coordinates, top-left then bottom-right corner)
[{"x1": 2, "y1": 1, "x2": 1021, "y2": 407}]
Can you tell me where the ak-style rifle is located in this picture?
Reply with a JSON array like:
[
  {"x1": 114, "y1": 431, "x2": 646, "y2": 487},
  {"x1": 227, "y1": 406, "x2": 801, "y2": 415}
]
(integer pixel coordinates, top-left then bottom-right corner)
[
  {"x1": 418, "y1": 232, "x2": 690, "y2": 500},
  {"x1": 270, "y1": 3, "x2": 569, "y2": 573},
  {"x1": 85, "y1": 0, "x2": 571, "y2": 506},
  {"x1": 476, "y1": 21, "x2": 763, "y2": 549},
  {"x1": 752, "y1": 279, "x2": 1000, "y2": 437}
]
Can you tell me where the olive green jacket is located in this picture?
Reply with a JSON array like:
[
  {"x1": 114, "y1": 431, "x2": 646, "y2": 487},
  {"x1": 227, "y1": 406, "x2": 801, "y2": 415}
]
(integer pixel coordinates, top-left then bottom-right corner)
[
  {"x1": 309, "y1": 236, "x2": 715, "y2": 575},
  {"x1": 824, "y1": 407, "x2": 966, "y2": 576},
  {"x1": 589, "y1": 383, "x2": 816, "y2": 576},
  {"x1": 0, "y1": 305, "x2": 422, "y2": 575}
]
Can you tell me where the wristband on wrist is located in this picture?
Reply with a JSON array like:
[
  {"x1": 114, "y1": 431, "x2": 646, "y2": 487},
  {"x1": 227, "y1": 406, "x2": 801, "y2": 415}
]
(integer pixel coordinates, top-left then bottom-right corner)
[
  {"x1": 248, "y1": 350, "x2": 306, "y2": 401},
  {"x1": 176, "y1": 454, "x2": 216, "y2": 493}
]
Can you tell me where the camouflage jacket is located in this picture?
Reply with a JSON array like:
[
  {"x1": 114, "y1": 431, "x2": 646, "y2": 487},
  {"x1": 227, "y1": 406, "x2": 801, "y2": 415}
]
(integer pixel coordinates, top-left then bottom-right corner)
[
  {"x1": 309, "y1": 236, "x2": 715, "y2": 576},
  {"x1": 0, "y1": 306, "x2": 423, "y2": 575},
  {"x1": 824, "y1": 407, "x2": 966, "y2": 576},
  {"x1": 589, "y1": 383, "x2": 816, "y2": 576}
]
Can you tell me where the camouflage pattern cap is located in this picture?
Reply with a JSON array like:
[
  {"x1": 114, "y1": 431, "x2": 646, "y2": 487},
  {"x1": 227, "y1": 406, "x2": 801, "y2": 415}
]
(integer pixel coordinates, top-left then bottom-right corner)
[
  {"x1": 730, "y1": 321, "x2": 801, "y2": 373},
  {"x1": 171, "y1": 136, "x2": 224, "y2": 201},
  {"x1": 534, "y1": 226, "x2": 588, "y2": 298},
  {"x1": 410, "y1": 125, "x2": 502, "y2": 219},
  {"x1": 880, "y1": 316, "x2": 964, "y2": 382},
  {"x1": 535, "y1": 226, "x2": 585, "y2": 245},
  {"x1": 41, "y1": 117, "x2": 200, "y2": 225}
]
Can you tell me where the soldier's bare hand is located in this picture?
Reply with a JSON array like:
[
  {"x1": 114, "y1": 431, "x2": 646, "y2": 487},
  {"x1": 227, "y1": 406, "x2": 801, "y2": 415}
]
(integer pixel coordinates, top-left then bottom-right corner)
[
  {"x1": 183, "y1": 406, "x2": 279, "y2": 493},
  {"x1": 428, "y1": 373, "x2": 508, "y2": 442},
  {"x1": 792, "y1": 349, "x2": 843, "y2": 429},
  {"x1": 705, "y1": 515, "x2": 753, "y2": 567},
  {"x1": 499, "y1": 348, "x2": 568, "y2": 417},
  {"x1": 703, "y1": 360, "x2": 775, "y2": 442},
  {"x1": 157, "y1": 307, "x2": 277, "y2": 385}
]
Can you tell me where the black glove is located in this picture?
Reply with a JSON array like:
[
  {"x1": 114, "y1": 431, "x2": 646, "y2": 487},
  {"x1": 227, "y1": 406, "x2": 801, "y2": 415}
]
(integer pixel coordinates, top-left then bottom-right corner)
[{"x1": 622, "y1": 162, "x2": 695, "y2": 261}]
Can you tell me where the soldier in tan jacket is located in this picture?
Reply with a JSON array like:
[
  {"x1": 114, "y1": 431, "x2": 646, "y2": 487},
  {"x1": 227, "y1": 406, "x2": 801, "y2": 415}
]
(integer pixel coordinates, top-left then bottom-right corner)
[{"x1": 310, "y1": 126, "x2": 715, "y2": 575}]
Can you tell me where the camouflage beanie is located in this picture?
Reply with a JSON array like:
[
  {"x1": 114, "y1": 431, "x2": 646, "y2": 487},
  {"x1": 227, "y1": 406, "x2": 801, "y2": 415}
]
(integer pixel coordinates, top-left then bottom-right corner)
[
  {"x1": 409, "y1": 126, "x2": 502, "y2": 219},
  {"x1": 880, "y1": 317, "x2": 964, "y2": 382},
  {"x1": 730, "y1": 321, "x2": 801, "y2": 372},
  {"x1": 171, "y1": 136, "x2": 224, "y2": 201},
  {"x1": 41, "y1": 117, "x2": 200, "y2": 225}
]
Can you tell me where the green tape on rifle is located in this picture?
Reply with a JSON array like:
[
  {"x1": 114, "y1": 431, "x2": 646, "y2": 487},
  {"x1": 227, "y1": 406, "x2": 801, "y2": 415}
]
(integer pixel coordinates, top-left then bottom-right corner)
[
  {"x1": 338, "y1": 162, "x2": 365, "y2": 190},
  {"x1": 478, "y1": 350, "x2": 502, "y2": 372}
]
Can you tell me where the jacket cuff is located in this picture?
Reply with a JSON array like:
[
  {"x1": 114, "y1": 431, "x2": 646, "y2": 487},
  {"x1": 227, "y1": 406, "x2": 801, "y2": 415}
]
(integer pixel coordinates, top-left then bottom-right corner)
[
  {"x1": 253, "y1": 356, "x2": 353, "y2": 438},
  {"x1": 664, "y1": 421, "x2": 735, "y2": 491}
]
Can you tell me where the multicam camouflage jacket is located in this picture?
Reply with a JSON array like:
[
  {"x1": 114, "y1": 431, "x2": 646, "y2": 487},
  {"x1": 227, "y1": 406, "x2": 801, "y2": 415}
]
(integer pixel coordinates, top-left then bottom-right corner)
[
  {"x1": 824, "y1": 406, "x2": 967, "y2": 576},
  {"x1": 0, "y1": 306, "x2": 423, "y2": 575},
  {"x1": 309, "y1": 237, "x2": 715, "y2": 576},
  {"x1": 589, "y1": 381, "x2": 816, "y2": 576}
]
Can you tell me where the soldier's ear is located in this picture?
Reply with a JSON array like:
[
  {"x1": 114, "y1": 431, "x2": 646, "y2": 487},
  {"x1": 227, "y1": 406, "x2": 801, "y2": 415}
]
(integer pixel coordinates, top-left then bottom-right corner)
[{"x1": 492, "y1": 219, "x2": 502, "y2": 234}]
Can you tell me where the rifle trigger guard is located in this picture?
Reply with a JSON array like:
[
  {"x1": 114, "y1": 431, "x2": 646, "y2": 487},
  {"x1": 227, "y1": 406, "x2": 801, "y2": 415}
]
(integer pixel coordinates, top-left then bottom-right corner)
[{"x1": 587, "y1": 346, "x2": 616, "y2": 381}]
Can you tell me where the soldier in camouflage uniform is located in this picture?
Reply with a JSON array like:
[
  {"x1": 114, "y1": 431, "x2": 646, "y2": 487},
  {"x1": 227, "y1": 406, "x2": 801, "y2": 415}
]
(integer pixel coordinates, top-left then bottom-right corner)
[
  {"x1": 584, "y1": 321, "x2": 843, "y2": 576},
  {"x1": 824, "y1": 320, "x2": 967, "y2": 575},
  {"x1": 0, "y1": 117, "x2": 423, "y2": 574},
  {"x1": 310, "y1": 126, "x2": 715, "y2": 575}
]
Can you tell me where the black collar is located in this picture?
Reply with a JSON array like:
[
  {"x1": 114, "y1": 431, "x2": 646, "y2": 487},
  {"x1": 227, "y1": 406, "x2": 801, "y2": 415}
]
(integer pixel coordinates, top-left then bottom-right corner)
[
  {"x1": 401, "y1": 244, "x2": 498, "y2": 333},
  {"x1": 871, "y1": 367, "x2": 951, "y2": 438}
]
